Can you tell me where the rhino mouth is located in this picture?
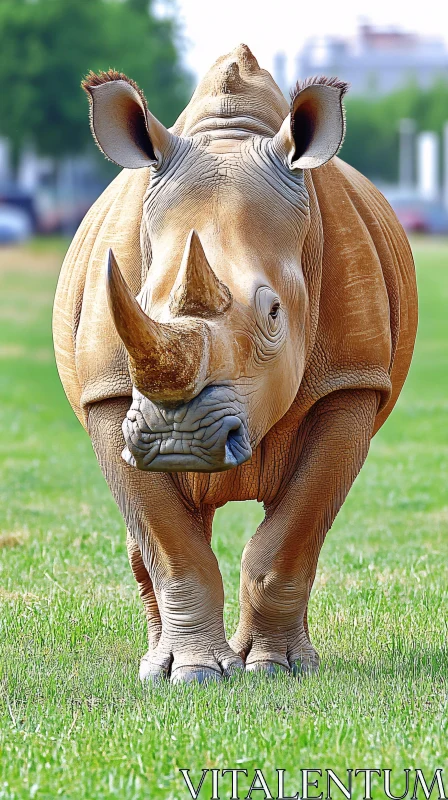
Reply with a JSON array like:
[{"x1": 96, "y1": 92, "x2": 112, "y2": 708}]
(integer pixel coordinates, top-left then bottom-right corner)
[{"x1": 121, "y1": 385, "x2": 252, "y2": 473}]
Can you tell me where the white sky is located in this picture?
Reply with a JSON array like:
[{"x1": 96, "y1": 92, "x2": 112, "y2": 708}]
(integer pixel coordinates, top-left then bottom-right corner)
[{"x1": 171, "y1": 0, "x2": 448, "y2": 84}]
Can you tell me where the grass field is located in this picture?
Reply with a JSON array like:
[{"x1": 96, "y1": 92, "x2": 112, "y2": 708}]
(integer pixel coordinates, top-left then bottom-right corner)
[{"x1": 0, "y1": 237, "x2": 447, "y2": 800}]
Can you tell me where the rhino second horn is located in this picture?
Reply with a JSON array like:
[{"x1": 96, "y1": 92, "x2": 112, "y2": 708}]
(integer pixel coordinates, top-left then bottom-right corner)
[
  {"x1": 169, "y1": 230, "x2": 232, "y2": 318},
  {"x1": 106, "y1": 248, "x2": 209, "y2": 404}
]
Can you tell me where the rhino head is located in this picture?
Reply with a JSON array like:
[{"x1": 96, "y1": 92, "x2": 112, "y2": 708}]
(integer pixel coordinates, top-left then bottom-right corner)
[{"x1": 83, "y1": 45, "x2": 348, "y2": 473}]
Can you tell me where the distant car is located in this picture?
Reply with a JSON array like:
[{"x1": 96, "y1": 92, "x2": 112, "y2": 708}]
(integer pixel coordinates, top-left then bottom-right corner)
[
  {"x1": 0, "y1": 184, "x2": 36, "y2": 228},
  {"x1": 0, "y1": 204, "x2": 33, "y2": 243},
  {"x1": 390, "y1": 199, "x2": 448, "y2": 234}
]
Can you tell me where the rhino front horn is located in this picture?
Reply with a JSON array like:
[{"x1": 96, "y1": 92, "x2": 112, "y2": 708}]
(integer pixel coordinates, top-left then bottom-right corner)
[
  {"x1": 169, "y1": 230, "x2": 232, "y2": 318},
  {"x1": 106, "y1": 247, "x2": 163, "y2": 357},
  {"x1": 106, "y1": 248, "x2": 209, "y2": 404}
]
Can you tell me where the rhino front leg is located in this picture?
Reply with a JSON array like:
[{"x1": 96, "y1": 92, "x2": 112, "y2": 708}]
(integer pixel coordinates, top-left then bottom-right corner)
[
  {"x1": 230, "y1": 389, "x2": 379, "y2": 675},
  {"x1": 88, "y1": 398, "x2": 243, "y2": 684},
  {"x1": 126, "y1": 506, "x2": 215, "y2": 656}
]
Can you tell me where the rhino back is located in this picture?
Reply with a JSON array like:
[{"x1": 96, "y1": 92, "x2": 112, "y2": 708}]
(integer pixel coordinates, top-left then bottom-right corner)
[
  {"x1": 53, "y1": 168, "x2": 149, "y2": 428},
  {"x1": 296, "y1": 157, "x2": 417, "y2": 434},
  {"x1": 338, "y1": 160, "x2": 417, "y2": 434}
]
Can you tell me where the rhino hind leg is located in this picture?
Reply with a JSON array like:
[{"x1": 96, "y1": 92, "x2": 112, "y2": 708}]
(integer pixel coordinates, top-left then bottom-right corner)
[
  {"x1": 230, "y1": 389, "x2": 379, "y2": 677},
  {"x1": 126, "y1": 531, "x2": 164, "y2": 677},
  {"x1": 88, "y1": 398, "x2": 243, "y2": 684}
]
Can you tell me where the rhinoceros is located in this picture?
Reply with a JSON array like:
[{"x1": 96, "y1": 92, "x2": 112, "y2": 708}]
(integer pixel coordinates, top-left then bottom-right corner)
[{"x1": 53, "y1": 44, "x2": 417, "y2": 684}]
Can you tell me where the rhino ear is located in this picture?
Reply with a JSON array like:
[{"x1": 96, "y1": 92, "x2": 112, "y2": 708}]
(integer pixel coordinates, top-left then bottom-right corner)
[
  {"x1": 274, "y1": 77, "x2": 349, "y2": 170},
  {"x1": 82, "y1": 71, "x2": 177, "y2": 169}
]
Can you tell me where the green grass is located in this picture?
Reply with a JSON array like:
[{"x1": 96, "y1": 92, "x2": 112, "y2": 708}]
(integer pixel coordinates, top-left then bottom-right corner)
[{"x1": 0, "y1": 237, "x2": 447, "y2": 799}]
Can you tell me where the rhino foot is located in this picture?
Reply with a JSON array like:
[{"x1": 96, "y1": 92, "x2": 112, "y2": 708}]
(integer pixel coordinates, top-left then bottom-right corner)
[
  {"x1": 170, "y1": 666, "x2": 222, "y2": 684},
  {"x1": 139, "y1": 652, "x2": 169, "y2": 683},
  {"x1": 245, "y1": 660, "x2": 289, "y2": 676},
  {"x1": 230, "y1": 628, "x2": 320, "y2": 678},
  {"x1": 289, "y1": 656, "x2": 320, "y2": 676},
  {"x1": 139, "y1": 642, "x2": 244, "y2": 685}
]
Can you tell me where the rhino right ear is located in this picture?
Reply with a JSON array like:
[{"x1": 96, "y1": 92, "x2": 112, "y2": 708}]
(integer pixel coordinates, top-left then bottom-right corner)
[
  {"x1": 273, "y1": 76, "x2": 349, "y2": 170},
  {"x1": 82, "y1": 71, "x2": 177, "y2": 169}
]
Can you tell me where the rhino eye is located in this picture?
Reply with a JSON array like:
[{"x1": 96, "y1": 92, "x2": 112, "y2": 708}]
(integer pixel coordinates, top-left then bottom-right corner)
[{"x1": 269, "y1": 302, "x2": 280, "y2": 320}]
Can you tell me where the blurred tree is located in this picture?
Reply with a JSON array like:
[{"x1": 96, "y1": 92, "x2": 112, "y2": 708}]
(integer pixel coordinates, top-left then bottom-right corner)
[
  {"x1": 340, "y1": 79, "x2": 448, "y2": 183},
  {"x1": 0, "y1": 0, "x2": 191, "y2": 167}
]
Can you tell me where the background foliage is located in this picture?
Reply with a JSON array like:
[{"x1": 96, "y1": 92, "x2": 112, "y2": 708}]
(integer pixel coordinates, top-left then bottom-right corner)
[
  {"x1": 341, "y1": 80, "x2": 448, "y2": 182},
  {"x1": 0, "y1": 0, "x2": 192, "y2": 165},
  {"x1": 1, "y1": 0, "x2": 447, "y2": 185}
]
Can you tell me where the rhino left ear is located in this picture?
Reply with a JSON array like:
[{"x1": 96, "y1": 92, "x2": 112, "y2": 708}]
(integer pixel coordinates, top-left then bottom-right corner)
[
  {"x1": 273, "y1": 77, "x2": 349, "y2": 170},
  {"x1": 82, "y1": 70, "x2": 177, "y2": 169}
]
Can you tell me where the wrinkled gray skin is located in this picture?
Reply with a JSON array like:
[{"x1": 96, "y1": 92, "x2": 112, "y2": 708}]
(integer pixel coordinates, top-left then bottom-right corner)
[{"x1": 122, "y1": 385, "x2": 252, "y2": 472}]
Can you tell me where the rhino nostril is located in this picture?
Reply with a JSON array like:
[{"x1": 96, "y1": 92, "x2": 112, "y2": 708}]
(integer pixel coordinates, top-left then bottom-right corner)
[
  {"x1": 222, "y1": 418, "x2": 251, "y2": 467},
  {"x1": 219, "y1": 416, "x2": 241, "y2": 444},
  {"x1": 226, "y1": 426, "x2": 241, "y2": 451},
  {"x1": 226, "y1": 421, "x2": 241, "y2": 441}
]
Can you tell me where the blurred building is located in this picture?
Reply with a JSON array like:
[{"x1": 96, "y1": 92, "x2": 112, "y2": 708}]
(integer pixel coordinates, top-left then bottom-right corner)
[
  {"x1": 295, "y1": 23, "x2": 448, "y2": 96},
  {"x1": 272, "y1": 26, "x2": 448, "y2": 233}
]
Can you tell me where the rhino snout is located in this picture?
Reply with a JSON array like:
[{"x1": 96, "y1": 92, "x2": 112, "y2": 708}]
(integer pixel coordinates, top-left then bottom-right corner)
[{"x1": 121, "y1": 385, "x2": 252, "y2": 473}]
